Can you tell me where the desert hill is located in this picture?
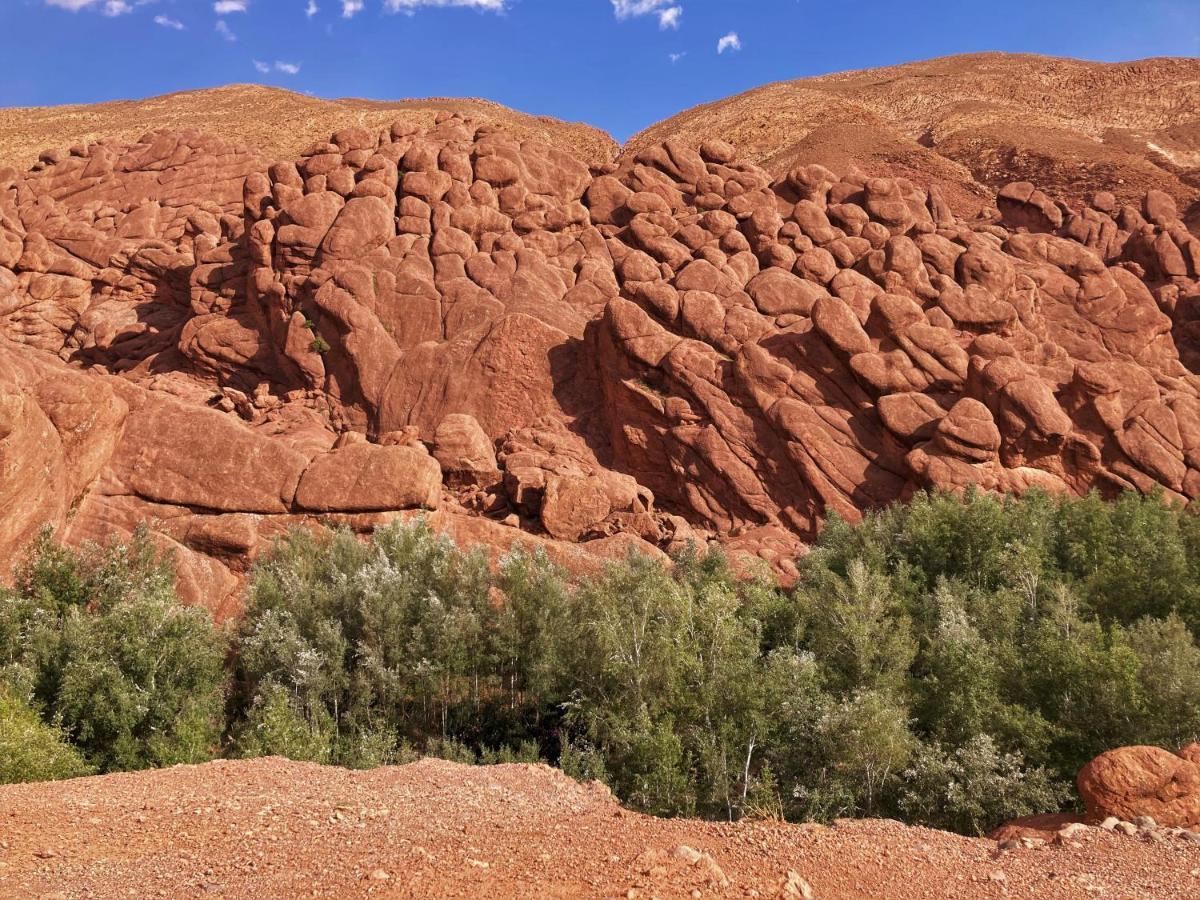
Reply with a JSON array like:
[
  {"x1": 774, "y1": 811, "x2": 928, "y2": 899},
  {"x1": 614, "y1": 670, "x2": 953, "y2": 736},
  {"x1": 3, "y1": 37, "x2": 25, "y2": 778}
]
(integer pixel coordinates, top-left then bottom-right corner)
[
  {"x1": 628, "y1": 53, "x2": 1200, "y2": 219},
  {"x1": 0, "y1": 83, "x2": 620, "y2": 173},
  {"x1": 1, "y1": 54, "x2": 1199, "y2": 618},
  {"x1": 2, "y1": 757, "x2": 1198, "y2": 898}
]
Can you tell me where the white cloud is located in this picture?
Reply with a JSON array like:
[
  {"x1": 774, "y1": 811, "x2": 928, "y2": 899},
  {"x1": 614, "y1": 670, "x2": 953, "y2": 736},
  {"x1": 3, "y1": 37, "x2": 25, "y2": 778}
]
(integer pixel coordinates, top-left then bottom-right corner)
[
  {"x1": 215, "y1": 19, "x2": 237, "y2": 40},
  {"x1": 213, "y1": 1, "x2": 247, "y2": 13},
  {"x1": 385, "y1": 0, "x2": 507, "y2": 11},
  {"x1": 154, "y1": 14, "x2": 185, "y2": 29},
  {"x1": 342, "y1": 0, "x2": 363, "y2": 16},
  {"x1": 611, "y1": 0, "x2": 669, "y2": 19},
  {"x1": 717, "y1": 31, "x2": 741, "y2": 54},
  {"x1": 669, "y1": 51, "x2": 686, "y2": 64},
  {"x1": 44, "y1": 0, "x2": 147, "y2": 14},
  {"x1": 253, "y1": 60, "x2": 271, "y2": 73},
  {"x1": 275, "y1": 61, "x2": 301, "y2": 74},
  {"x1": 611, "y1": 1, "x2": 681, "y2": 29},
  {"x1": 306, "y1": 1, "x2": 319, "y2": 16},
  {"x1": 44, "y1": 0, "x2": 100, "y2": 10}
]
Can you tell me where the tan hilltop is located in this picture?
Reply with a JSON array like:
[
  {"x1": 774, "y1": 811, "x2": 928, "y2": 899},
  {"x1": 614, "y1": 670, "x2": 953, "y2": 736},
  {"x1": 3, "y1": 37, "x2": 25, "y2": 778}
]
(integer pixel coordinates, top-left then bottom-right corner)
[
  {"x1": 0, "y1": 83, "x2": 620, "y2": 173},
  {"x1": 627, "y1": 52, "x2": 1200, "y2": 218}
]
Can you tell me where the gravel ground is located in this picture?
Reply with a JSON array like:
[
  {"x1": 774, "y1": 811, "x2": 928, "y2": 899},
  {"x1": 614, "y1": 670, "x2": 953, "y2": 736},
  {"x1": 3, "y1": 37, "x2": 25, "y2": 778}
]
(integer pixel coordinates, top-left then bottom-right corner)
[{"x1": 2, "y1": 758, "x2": 1198, "y2": 898}]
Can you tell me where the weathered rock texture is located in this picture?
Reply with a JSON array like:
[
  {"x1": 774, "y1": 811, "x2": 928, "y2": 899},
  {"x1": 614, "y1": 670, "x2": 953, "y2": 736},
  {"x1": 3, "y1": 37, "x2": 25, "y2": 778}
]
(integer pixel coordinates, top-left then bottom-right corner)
[
  {"x1": 1077, "y1": 746, "x2": 1200, "y2": 828},
  {"x1": 629, "y1": 53, "x2": 1200, "y2": 222},
  {"x1": 1, "y1": 67, "x2": 1199, "y2": 617}
]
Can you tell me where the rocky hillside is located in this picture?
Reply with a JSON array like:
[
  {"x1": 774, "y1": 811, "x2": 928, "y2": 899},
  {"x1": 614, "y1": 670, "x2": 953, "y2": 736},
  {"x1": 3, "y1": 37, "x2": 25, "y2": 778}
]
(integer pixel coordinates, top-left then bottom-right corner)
[
  {"x1": 2, "y1": 756, "x2": 1199, "y2": 898},
  {"x1": 0, "y1": 84, "x2": 619, "y2": 173},
  {"x1": 629, "y1": 53, "x2": 1200, "y2": 219},
  {"x1": 1, "y1": 55, "x2": 1199, "y2": 618}
]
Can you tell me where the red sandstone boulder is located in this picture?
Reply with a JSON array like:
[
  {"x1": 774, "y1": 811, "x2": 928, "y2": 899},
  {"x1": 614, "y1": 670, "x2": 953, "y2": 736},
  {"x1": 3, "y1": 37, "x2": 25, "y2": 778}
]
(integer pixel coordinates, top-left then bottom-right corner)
[
  {"x1": 1077, "y1": 746, "x2": 1200, "y2": 828},
  {"x1": 295, "y1": 443, "x2": 441, "y2": 513},
  {"x1": 433, "y1": 414, "x2": 501, "y2": 489},
  {"x1": 540, "y1": 475, "x2": 613, "y2": 542}
]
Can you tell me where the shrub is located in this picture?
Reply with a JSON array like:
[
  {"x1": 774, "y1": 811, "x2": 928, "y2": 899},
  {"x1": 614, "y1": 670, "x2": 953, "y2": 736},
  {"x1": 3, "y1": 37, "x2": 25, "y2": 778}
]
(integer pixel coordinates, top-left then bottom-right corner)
[
  {"x1": 0, "y1": 687, "x2": 92, "y2": 784},
  {"x1": 1, "y1": 526, "x2": 226, "y2": 772},
  {"x1": 232, "y1": 521, "x2": 501, "y2": 765},
  {"x1": 898, "y1": 735, "x2": 1069, "y2": 835}
]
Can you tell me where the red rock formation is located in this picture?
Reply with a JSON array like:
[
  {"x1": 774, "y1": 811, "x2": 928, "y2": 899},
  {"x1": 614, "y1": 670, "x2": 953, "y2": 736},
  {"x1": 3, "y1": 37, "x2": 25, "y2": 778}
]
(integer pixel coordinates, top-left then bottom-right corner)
[
  {"x1": 1, "y1": 108, "x2": 1198, "y2": 614},
  {"x1": 1077, "y1": 746, "x2": 1200, "y2": 827}
]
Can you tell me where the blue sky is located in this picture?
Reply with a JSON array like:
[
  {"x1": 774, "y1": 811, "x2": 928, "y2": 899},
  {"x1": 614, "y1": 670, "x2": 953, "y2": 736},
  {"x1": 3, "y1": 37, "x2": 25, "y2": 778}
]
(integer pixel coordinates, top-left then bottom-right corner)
[{"x1": 6, "y1": 0, "x2": 1199, "y2": 141}]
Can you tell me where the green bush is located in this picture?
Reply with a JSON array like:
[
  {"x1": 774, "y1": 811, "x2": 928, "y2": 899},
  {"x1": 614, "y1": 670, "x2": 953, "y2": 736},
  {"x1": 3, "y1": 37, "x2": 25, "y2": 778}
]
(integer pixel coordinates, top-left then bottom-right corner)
[
  {"x1": 1, "y1": 526, "x2": 226, "y2": 772},
  {"x1": 898, "y1": 735, "x2": 1068, "y2": 835},
  {"x1": 0, "y1": 687, "x2": 92, "y2": 784},
  {"x1": 232, "y1": 522, "x2": 506, "y2": 766}
]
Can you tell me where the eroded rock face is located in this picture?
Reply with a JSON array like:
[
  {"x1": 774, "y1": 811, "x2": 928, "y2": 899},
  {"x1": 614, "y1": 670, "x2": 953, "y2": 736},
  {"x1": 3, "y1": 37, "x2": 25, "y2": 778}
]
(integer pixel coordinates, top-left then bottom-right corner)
[
  {"x1": 1, "y1": 111, "x2": 1198, "y2": 613},
  {"x1": 1077, "y1": 746, "x2": 1200, "y2": 828}
]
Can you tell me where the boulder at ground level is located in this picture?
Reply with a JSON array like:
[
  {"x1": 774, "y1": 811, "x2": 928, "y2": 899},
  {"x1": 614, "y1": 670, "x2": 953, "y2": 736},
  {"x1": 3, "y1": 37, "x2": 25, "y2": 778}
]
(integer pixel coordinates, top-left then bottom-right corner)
[{"x1": 1077, "y1": 746, "x2": 1200, "y2": 828}]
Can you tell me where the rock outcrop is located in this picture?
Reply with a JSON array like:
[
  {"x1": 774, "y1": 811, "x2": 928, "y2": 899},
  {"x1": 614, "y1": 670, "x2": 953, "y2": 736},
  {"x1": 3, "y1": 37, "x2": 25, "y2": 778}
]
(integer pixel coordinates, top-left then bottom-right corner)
[
  {"x1": 1077, "y1": 745, "x2": 1200, "y2": 828},
  {"x1": 1, "y1": 95, "x2": 1198, "y2": 614}
]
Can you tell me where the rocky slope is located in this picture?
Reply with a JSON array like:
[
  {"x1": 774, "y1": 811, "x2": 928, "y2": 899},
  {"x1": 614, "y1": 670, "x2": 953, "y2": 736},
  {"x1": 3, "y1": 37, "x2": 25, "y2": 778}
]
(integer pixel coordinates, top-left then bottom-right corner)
[
  {"x1": 0, "y1": 84, "x2": 619, "y2": 174},
  {"x1": 629, "y1": 53, "x2": 1200, "y2": 220},
  {"x1": 1, "y1": 56, "x2": 1199, "y2": 616},
  {"x1": 3, "y1": 757, "x2": 1200, "y2": 898}
]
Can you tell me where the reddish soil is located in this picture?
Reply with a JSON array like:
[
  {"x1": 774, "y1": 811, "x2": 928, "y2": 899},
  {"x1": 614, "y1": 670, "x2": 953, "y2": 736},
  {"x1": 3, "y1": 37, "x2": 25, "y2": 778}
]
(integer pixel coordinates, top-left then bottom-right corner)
[{"x1": 3, "y1": 758, "x2": 1200, "y2": 899}]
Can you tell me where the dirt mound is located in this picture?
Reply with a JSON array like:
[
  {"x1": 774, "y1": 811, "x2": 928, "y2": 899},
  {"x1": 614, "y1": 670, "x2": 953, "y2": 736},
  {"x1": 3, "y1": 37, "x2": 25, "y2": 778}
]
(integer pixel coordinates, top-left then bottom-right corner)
[
  {"x1": 1, "y1": 56, "x2": 1199, "y2": 613},
  {"x1": 0, "y1": 84, "x2": 618, "y2": 174},
  {"x1": 628, "y1": 53, "x2": 1200, "y2": 220},
  {"x1": 2, "y1": 757, "x2": 1199, "y2": 898}
]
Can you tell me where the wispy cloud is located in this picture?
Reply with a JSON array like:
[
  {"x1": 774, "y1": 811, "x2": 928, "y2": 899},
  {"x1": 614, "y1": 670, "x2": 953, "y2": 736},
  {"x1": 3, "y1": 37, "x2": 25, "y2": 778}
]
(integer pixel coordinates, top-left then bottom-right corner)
[
  {"x1": 669, "y1": 51, "x2": 686, "y2": 64},
  {"x1": 44, "y1": 0, "x2": 101, "y2": 10},
  {"x1": 717, "y1": 31, "x2": 741, "y2": 54},
  {"x1": 254, "y1": 58, "x2": 302, "y2": 76},
  {"x1": 215, "y1": 19, "x2": 237, "y2": 40},
  {"x1": 306, "y1": 1, "x2": 319, "y2": 17},
  {"x1": 342, "y1": 0, "x2": 363, "y2": 17},
  {"x1": 44, "y1": 0, "x2": 133, "y2": 13},
  {"x1": 385, "y1": 0, "x2": 507, "y2": 11},
  {"x1": 612, "y1": 0, "x2": 681, "y2": 29},
  {"x1": 154, "y1": 14, "x2": 185, "y2": 29},
  {"x1": 213, "y1": 0, "x2": 247, "y2": 13}
]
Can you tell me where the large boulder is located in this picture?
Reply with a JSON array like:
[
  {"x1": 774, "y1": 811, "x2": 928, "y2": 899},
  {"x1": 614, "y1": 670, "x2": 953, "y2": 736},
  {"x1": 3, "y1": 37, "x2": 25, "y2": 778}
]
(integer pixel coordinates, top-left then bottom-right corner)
[
  {"x1": 295, "y1": 443, "x2": 441, "y2": 513},
  {"x1": 1076, "y1": 746, "x2": 1200, "y2": 828},
  {"x1": 432, "y1": 414, "x2": 501, "y2": 489}
]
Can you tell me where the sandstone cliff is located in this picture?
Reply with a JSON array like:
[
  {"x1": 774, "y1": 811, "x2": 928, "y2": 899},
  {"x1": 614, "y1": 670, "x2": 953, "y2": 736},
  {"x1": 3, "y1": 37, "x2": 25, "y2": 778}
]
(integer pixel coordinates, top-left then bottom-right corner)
[{"x1": 1, "y1": 57, "x2": 1198, "y2": 615}]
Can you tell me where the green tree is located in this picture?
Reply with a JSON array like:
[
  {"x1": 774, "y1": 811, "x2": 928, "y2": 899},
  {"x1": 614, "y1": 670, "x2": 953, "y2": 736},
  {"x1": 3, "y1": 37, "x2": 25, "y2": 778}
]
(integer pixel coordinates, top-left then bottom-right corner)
[{"x1": 798, "y1": 559, "x2": 916, "y2": 695}]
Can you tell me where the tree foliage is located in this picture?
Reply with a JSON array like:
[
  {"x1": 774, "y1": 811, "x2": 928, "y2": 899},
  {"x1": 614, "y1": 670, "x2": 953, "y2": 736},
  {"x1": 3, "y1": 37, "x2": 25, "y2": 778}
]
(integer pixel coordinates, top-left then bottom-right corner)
[{"x1": 6, "y1": 491, "x2": 1200, "y2": 837}]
